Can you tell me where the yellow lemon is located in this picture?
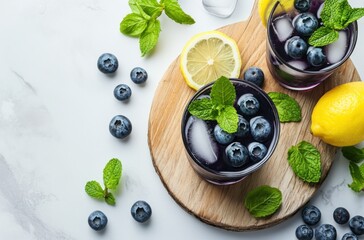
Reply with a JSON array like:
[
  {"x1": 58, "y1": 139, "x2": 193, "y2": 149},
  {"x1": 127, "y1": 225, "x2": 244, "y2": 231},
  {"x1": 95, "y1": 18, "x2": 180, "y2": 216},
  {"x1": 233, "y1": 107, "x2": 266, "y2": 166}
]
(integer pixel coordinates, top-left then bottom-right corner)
[
  {"x1": 258, "y1": 0, "x2": 294, "y2": 27},
  {"x1": 311, "y1": 82, "x2": 364, "y2": 147},
  {"x1": 180, "y1": 31, "x2": 241, "y2": 90}
]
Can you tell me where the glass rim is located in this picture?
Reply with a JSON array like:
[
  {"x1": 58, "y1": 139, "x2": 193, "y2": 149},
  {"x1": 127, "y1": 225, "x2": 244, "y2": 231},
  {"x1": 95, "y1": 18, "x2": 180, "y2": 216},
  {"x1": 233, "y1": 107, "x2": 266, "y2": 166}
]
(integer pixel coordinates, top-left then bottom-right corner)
[
  {"x1": 267, "y1": 1, "x2": 359, "y2": 74},
  {"x1": 180, "y1": 79, "x2": 280, "y2": 179}
]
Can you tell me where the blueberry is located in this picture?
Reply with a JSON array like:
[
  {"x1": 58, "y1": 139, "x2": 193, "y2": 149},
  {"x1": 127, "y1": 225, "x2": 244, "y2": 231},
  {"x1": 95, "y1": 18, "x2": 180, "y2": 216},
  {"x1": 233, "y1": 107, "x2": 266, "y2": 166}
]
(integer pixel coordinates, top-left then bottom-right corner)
[
  {"x1": 131, "y1": 200, "x2": 152, "y2": 223},
  {"x1": 235, "y1": 115, "x2": 249, "y2": 138},
  {"x1": 349, "y1": 215, "x2": 364, "y2": 235},
  {"x1": 243, "y1": 67, "x2": 265, "y2": 87},
  {"x1": 342, "y1": 233, "x2": 358, "y2": 240},
  {"x1": 88, "y1": 210, "x2": 108, "y2": 231},
  {"x1": 97, "y1": 53, "x2": 118, "y2": 74},
  {"x1": 214, "y1": 124, "x2": 234, "y2": 145},
  {"x1": 307, "y1": 47, "x2": 326, "y2": 67},
  {"x1": 250, "y1": 116, "x2": 272, "y2": 142},
  {"x1": 302, "y1": 205, "x2": 321, "y2": 226},
  {"x1": 109, "y1": 115, "x2": 132, "y2": 139},
  {"x1": 333, "y1": 207, "x2": 350, "y2": 225},
  {"x1": 315, "y1": 224, "x2": 337, "y2": 240},
  {"x1": 225, "y1": 142, "x2": 249, "y2": 167},
  {"x1": 114, "y1": 84, "x2": 132, "y2": 101},
  {"x1": 248, "y1": 142, "x2": 268, "y2": 163},
  {"x1": 130, "y1": 67, "x2": 148, "y2": 84},
  {"x1": 237, "y1": 93, "x2": 260, "y2": 116},
  {"x1": 295, "y1": 224, "x2": 314, "y2": 240},
  {"x1": 285, "y1": 36, "x2": 308, "y2": 59},
  {"x1": 294, "y1": 0, "x2": 312, "y2": 12},
  {"x1": 293, "y1": 13, "x2": 319, "y2": 36}
]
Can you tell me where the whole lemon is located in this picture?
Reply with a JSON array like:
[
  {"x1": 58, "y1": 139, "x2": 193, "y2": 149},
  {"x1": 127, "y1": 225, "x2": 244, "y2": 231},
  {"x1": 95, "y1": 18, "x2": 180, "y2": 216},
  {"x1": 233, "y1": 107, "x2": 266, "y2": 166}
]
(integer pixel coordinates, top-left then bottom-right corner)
[{"x1": 311, "y1": 82, "x2": 364, "y2": 147}]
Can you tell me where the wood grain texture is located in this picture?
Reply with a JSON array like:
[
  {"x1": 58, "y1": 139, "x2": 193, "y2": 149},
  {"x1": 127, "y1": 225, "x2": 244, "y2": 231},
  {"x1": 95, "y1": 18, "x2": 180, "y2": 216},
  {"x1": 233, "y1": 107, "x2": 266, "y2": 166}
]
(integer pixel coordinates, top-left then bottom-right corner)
[{"x1": 147, "y1": 0, "x2": 361, "y2": 231}]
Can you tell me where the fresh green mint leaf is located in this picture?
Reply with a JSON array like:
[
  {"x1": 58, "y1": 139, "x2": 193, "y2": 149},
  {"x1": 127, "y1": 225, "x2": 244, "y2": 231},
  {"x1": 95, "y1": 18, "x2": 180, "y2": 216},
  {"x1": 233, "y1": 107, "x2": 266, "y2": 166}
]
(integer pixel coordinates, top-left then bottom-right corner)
[
  {"x1": 210, "y1": 76, "x2": 236, "y2": 106},
  {"x1": 103, "y1": 158, "x2": 122, "y2": 190},
  {"x1": 85, "y1": 181, "x2": 105, "y2": 199},
  {"x1": 164, "y1": 0, "x2": 195, "y2": 24},
  {"x1": 348, "y1": 162, "x2": 364, "y2": 192},
  {"x1": 287, "y1": 141, "x2": 321, "y2": 183},
  {"x1": 129, "y1": 0, "x2": 163, "y2": 17},
  {"x1": 244, "y1": 185, "x2": 282, "y2": 218},
  {"x1": 268, "y1": 92, "x2": 301, "y2": 123},
  {"x1": 216, "y1": 105, "x2": 238, "y2": 134},
  {"x1": 120, "y1": 13, "x2": 148, "y2": 37},
  {"x1": 188, "y1": 98, "x2": 217, "y2": 120},
  {"x1": 105, "y1": 192, "x2": 116, "y2": 205},
  {"x1": 345, "y1": 8, "x2": 364, "y2": 27},
  {"x1": 308, "y1": 26, "x2": 339, "y2": 47},
  {"x1": 140, "y1": 18, "x2": 161, "y2": 56},
  {"x1": 342, "y1": 146, "x2": 364, "y2": 163}
]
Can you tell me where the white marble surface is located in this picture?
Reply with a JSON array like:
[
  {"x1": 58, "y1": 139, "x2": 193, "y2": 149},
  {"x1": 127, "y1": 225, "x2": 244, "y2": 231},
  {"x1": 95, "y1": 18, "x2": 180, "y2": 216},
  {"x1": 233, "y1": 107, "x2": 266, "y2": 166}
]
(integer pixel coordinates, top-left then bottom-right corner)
[{"x1": 0, "y1": 0, "x2": 363, "y2": 239}]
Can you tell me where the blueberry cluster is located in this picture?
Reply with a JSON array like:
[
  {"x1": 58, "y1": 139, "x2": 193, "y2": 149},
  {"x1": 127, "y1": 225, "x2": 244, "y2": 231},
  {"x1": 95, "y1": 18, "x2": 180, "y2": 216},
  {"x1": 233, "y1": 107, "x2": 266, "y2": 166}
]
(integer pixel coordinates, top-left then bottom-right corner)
[
  {"x1": 97, "y1": 53, "x2": 148, "y2": 139},
  {"x1": 296, "y1": 205, "x2": 364, "y2": 240},
  {"x1": 213, "y1": 92, "x2": 272, "y2": 169},
  {"x1": 284, "y1": 0, "x2": 327, "y2": 68}
]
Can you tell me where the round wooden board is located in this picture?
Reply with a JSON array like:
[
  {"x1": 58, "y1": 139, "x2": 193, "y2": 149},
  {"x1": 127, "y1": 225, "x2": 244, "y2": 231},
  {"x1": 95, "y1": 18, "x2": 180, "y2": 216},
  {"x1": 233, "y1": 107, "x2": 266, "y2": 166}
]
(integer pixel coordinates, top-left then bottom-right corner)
[{"x1": 147, "y1": 0, "x2": 361, "y2": 231}]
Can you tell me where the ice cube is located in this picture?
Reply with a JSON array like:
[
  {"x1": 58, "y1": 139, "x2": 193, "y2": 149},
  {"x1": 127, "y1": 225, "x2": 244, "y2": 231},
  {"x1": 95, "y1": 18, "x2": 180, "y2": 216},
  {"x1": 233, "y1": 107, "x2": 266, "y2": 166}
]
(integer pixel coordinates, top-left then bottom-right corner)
[
  {"x1": 186, "y1": 116, "x2": 218, "y2": 165},
  {"x1": 273, "y1": 15, "x2": 294, "y2": 42},
  {"x1": 288, "y1": 60, "x2": 308, "y2": 70},
  {"x1": 317, "y1": 3, "x2": 324, "y2": 19},
  {"x1": 325, "y1": 31, "x2": 348, "y2": 64}
]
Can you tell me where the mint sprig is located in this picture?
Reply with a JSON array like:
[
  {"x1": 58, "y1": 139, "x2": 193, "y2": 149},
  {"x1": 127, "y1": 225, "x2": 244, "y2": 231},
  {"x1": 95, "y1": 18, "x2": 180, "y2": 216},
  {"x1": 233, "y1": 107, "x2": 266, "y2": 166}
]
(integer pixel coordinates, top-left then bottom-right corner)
[
  {"x1": 120, "y1": 0, "x2": 195, "y2": 56},
  {"x1": 188, "y1": 76, "x2": 238, "y2": 133},
  {"x1": 348, "y1": 162, "x2": 364, "y2": 192},
  {"x1": 268, "y1": 92, "x2": 301, "y2": 123},
  {"x1": 342, "y1": 146, "x2": 364, "y2": 163},
  {"x1": 309, "y1": 0, "x2": 364, "y2": 47},
  {"x1": 287, "y1": 141, "x2": 321, "y2": 183},
  {"x1": 85, "y1": 158, "x2": 122, "y2": 205},
  {"x1": 244, "y1": 185, "x2": 282, "y2": 218}
]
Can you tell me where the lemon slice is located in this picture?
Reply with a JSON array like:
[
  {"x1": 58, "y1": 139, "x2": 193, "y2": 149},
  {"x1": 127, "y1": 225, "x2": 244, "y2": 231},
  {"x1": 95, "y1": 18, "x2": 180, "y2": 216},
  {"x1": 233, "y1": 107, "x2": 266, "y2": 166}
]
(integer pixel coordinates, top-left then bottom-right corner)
[
  {"x1": 180, "y1": 31, "x2": 241, "y2": 90},
  {"x1": 258, "y1": 0, "x2": 294, "y2": 27}
]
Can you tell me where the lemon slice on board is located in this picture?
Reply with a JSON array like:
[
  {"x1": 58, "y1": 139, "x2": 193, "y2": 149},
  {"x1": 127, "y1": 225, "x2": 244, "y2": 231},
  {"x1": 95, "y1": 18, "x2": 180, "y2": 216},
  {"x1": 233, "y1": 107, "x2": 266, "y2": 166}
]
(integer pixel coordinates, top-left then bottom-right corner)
[
  {"x1": 258, "y1": 0, "x2": 294, "y2": 27},
  {"x1": 180, "y1": 31, "x2": 241, "y2": 90}
]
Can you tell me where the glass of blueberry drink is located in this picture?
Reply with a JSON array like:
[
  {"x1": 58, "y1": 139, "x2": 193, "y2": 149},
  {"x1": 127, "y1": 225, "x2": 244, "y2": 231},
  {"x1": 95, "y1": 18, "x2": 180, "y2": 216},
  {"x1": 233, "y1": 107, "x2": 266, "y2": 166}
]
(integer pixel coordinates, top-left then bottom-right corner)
[
  {"x1": 266, "y1": 0, "x2": 358, "y2": 90},
  {"x1": 181, "y1": 78, "x2": 280, "y2": 185}
]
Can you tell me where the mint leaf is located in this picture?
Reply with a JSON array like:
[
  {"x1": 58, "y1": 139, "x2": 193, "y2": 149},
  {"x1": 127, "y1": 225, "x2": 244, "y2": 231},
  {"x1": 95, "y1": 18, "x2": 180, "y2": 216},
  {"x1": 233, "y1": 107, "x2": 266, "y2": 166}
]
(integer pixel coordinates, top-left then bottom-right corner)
[
  {"x1": 85, "y1": 181, "x2": 105, "y2": 199},
  {"x1": 103, "y1": 158, "x2": 122, "y2": 190},
  {"x1": 210, "y1": 76, "x2": 236, "y2": 106},
  {"x1": 188, "y1": 98, "x2": 217, "y2": 120},
  {"x1": 216, "y1": 105, "x2": 238, "y2": 134},
  {"x1": 268, "y1": 92, "x2": 301, "y2": 123},
  {"x1": 129, "y1": 0, "x2": 163, "y2": 17},
  {"x1": 105, "y1": 192, "x2": 116, "y2": 205},
  {"x1": 345, "y1": 8, "x2": 364, "y2": 27},
  {"x1": 164, "y1": 0, "x2": 195, "y2": 24},
  {"x1": 287, "y1": 141, "x2": 321, "y2": 183},
  {"x1": 308, "y1": 26, "x2": 339, "y2": 47},
  {"x1": 244, "y1": 185, "x2": 282, "y2": 218},
  {"x1": 120, "y1": 13, "x2": 148, "y2": 37},
  {"x1": 139, "y1": 18, "x2": 161, "y2": 56},
  {"x1": 348, "y1": 162, "x2": 364, "y2": 192},
  {"x1": 342, "y1": 146, "x2": 364, "y2": 163}
]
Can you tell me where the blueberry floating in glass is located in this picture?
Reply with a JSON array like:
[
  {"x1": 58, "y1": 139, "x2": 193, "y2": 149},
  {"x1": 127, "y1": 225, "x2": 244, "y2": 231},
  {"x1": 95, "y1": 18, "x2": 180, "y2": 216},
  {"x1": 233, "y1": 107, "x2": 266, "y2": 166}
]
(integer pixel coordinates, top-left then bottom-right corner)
[
  {"x1": 293, "y1": 13, "x2": 319, "y2": 37},
  {"x1": 237, "y1": 93, "x2": 260, "y2": 116},
  {"x1": 225, "y1": 142, "x2": 249, "y2": 167},
  {"x1": 97, "y1": 53, "x2": 118, "y2": 74},
  {"x1": 285, "y1": 36, "x2": 308, "y2": 59}
]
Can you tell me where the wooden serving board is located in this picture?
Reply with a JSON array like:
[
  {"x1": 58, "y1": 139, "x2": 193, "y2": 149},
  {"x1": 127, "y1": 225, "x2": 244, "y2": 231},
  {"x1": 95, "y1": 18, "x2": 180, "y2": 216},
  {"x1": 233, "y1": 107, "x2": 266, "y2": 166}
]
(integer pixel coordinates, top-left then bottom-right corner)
[{"x1": 148, "y1": 0, "x2": 361, "y2": 231}]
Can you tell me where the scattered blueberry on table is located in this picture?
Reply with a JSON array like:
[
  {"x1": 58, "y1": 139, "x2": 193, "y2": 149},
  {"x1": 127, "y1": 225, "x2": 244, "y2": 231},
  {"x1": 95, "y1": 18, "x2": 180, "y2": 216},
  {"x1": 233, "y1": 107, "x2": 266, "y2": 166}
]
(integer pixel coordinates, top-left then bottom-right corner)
[
  {"x1": 97, "y1": 53, "x2": 119, "y2": 74},
  {"x1": 114, "y1": 84, "x2": 132, "y2": 101},
  {"x1": 130, "y1": 67, "x2": 148, "y2": 84},
  {"x1": 88, "y1": 210, "x2": 108, "y2": 231},
  {"x1": 341, "y1": 232, "x2": 358, "y2": 240},
  {"x1": 333, "y1": 207, "x2": 350, "y2": 225},
  {"x1": 243, "y1": 67, "x2": 265, "y2": 87},
  {"x1": 349, "y1": 215, "x2": 364, "y2": 236},
  {"x1": 315, "y1": 224, "x2": 337, "y2": 240},
  {"x1": 131, "y1": 201, "x2": 152, "y2": 223},
  {"x1": 109, "y1": 115, "x2": 132, "y2": 139},
  {"x1": 295, "y1": 224, "x2": 313, "y2": 240},
  {"x1": 302, "y1": 205, "x2": 321, "y2": 226}
]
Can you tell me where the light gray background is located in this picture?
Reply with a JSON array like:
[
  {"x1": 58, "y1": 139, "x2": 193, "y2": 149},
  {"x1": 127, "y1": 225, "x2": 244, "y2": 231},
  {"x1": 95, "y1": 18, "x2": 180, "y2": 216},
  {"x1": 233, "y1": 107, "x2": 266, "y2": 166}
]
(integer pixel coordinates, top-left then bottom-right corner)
[{"x1": 0, "y1": 0, "x2": 363, "y2": 239}]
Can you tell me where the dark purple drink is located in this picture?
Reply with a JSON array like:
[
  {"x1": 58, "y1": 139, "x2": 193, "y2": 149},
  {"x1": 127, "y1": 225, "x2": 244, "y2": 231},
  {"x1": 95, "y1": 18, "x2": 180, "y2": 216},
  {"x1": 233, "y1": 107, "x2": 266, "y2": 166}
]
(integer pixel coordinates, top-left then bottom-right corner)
[
  {"x1": 266, "y1": 0, "x2": 358, "y2": 90},
  {"x1": 181, "y1": 79, "x2": 280, "y2": 185}
]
